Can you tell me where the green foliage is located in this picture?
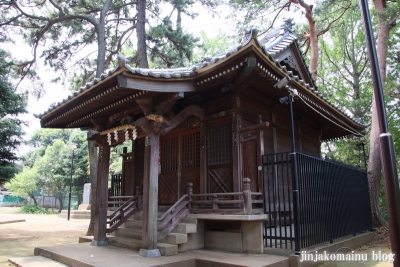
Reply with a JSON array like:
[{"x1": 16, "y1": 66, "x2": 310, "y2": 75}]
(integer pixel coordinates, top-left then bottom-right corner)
[
  {"x1": 21, "y1": 129, "x2": 72, "y2": 168},
  {"x1": 17, "y1": 205, "x2": 58, "y2": 214},
  {"x1": 191, "y1": 31, "x2": 233, "y2": 63},
  {"x1": 0, "y1": 38, "x2": 27, "y2": 183},
  {"x1": 5, "y1": 166, "x2": 40, "y2": 202},
  {"x1": 148, "y1": 17, "x2": 200, "y2": 68},
  {"x1": 317, "y1": 4, "x2": 373, "y2": 166}
]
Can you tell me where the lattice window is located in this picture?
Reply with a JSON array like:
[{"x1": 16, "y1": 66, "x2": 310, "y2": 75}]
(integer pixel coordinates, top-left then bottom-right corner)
[
  {"x1": 182, "y1": 131, "x2": 201, "y2": 169},
  {"x1": 134, "y1": 141, "x2": 145, "y2": 176},
  {"x1": 160, "y1": 136, "x2": 179, "y2": 172},
  {"x1": 208, "y1": 123, "x2": 232, "y2": 165}
]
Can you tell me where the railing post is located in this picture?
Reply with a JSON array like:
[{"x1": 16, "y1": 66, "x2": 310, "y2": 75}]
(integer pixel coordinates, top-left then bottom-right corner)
[
  {"x1": 186, "y1": 183, "x2": 193, "y2": 209},
  {"x1": 243, "y1": 178, "x2": 252, "y2": 215},
  {"x1": 136, "y1": 186, "x2": 142, "y2": 212},
  {"x1": 213, "y1": 194, "x2": 218, "y2": 210}
]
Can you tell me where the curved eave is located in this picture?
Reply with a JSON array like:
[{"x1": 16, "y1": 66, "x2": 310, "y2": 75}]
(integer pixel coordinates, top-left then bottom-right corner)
[{"x1": 39, "y1": 67, "x2": 124, "y2": 121}]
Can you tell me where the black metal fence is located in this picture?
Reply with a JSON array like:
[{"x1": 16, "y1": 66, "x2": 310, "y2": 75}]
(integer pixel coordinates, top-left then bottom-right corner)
[{"x1": 262, "y1": 152, "x2": 372, "y2": 251}]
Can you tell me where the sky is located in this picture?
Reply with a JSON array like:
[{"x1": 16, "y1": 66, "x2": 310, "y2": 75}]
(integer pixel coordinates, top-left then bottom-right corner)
[
  {"x1": 11, "y1": 1, "x2": 312, "y2": 155},
  {"x1": 12, "y1": 3, "x2": 235, "y2": 155}
]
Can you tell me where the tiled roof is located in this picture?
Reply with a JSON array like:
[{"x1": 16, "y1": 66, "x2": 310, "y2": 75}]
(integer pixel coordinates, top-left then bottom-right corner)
[{"x1": 37, "y1": 22, "x2": 365, "y2": 129}]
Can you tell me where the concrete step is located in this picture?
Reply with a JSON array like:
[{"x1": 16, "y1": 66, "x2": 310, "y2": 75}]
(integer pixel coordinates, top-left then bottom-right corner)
[
  {"x1": 58, "y1": 210, "x2": 90, "y2": 219},
  {"x1": 8, "y1": 256, "x2": 67, "y2": 267},
  {"x1": 78, "y1": 235, "x2": 177, "y2": 256},
  {"x1": 160, "y1": 233, "x2": 188, "y2": 245}
]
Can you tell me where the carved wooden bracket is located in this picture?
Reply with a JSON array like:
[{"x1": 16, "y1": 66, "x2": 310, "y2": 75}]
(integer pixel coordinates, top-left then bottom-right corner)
[
  {"x1": 161, "y1": 105, "x2": 205, "y2": 135},
  {"x1": 87, "y1": 134, "x2": 105, "y2": 147}
]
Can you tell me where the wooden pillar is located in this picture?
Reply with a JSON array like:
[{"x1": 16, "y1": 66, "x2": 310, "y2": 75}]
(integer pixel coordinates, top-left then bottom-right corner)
[
  {"x1": 139, "y1": 130, "x2": 161, "y2": 257},
  {"x1": 92, "y1": 137, "x2": 110, "y2": 246}
]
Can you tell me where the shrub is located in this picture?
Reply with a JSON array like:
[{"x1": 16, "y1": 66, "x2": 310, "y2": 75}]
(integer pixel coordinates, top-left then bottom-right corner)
[{"x1": 17, "y1": 205, "x2": 58, "y2": 214}]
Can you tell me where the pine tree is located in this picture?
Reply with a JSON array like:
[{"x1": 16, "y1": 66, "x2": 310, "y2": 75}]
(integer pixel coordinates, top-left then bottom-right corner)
[{"x1": 0, "y1": 38, "x2": 27, "y2": 183}]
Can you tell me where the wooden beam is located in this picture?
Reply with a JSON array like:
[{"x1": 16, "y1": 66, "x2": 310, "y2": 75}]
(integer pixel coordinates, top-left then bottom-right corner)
[
  {"x1": 118, "y1": 75, "x2": 196, "y2": 92},
  {"x1": 92, "y1": 139, "x2": 110, "y2": 246},
  {"x1": 239, "y1": 121, "x2": 270, "y2": 133}
]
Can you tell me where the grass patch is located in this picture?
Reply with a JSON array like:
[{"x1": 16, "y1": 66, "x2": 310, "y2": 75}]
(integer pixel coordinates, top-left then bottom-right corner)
[{"x1": 17, "y1": 205, "x2": 59, "y2": 214}]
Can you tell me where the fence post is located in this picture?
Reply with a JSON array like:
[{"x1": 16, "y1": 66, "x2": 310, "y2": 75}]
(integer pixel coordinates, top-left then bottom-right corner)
[
  {"x1": 243, "y1": 178, "x2": 252, "y2": 215},
  {"x1": 186, "y1": 183, "x2": 193, "y2": 209},
  {"x1": 136, "y1": 186, "x2": 142, "y2": 212}
]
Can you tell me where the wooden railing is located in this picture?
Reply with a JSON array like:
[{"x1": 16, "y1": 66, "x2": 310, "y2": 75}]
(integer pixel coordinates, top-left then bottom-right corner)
[
  {"x1": 106, "y1": 179, "x2": 263, "y2": 237},
  {"x1": 157, "y1": 184, "x2": 191, "y2": 240},
  {"x1": 106, "y1": 187, "x2": 142, "y2": 233},
  {"x1": 189, "y1": 178, "x2": 263, "y2": 215}
]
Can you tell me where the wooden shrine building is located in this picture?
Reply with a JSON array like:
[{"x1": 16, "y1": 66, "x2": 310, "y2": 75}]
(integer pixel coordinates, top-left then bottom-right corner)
[{"x1": 38, "y1": 21, "x2": 372, "y2": 257}]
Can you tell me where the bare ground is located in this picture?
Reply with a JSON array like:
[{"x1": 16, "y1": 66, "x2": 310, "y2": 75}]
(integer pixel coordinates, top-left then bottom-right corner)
[
  {"x1": 0, "y1": 207, "x2": 89, "y2": 267},
  {"x1": 0, "y1": 207, "x2": 395, "y2": 267},
  {"x1": 317, "y1": 227, "x2": 393, "y2": 267}
]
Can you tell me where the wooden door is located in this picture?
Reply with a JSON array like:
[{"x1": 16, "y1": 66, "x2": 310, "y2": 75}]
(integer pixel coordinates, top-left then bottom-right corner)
[
  {"x1": 207, "y1": 122, "x2": 233, "y2": 193},
  {"x1": 159, "y1": 129, "x2": 201, "y2": 205},
  {"x1": 159, "y1": 135, "x2": 179, "y2": 205},
  {"x1": 240, "y1": 131, "x2": 261, "y2": 193},
  {"x1": 180, "y1": 131, "x2": 201, "y2": 196}
]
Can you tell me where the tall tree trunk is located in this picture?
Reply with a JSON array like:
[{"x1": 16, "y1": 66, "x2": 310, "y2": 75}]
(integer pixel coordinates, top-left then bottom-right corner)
[
  {"x1": 86, "y1": 0, "x2": 111, "y2": 235},
  {"x1": 58, "y1": 193, "x2": 63, "y2": 213},
  {"x1": 368, "y1": 0, "x2": 392, "y2": 227},
  {"x1": 290, "y1": 0, "x2": 318, "y2": 80},
  {"x1": 136, "y1": 0, "x2": 149, "y2": 68}
]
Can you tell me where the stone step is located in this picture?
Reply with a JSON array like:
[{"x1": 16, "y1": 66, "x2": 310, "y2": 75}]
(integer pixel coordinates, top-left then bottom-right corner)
[
  {"x1": 78, "y1": 236, "x2": 177, "y2": 256},
  {"x1": 124, "y1": 218, "x2": 142, "y2": 229},
  {"x1": 181, "y1": 215, "x2": 198, "y2": 224},
  {"x1": 125, "y1": 219, "x2": 196, "y2": 234},
  {"x1": 171, "y1": 223, "x2": 197, "y2": 234},
  {"x1": 114, "y1": 227, "x2": 142, "y2": 239},
  {"x1": 115, "y1": 227, "x2": 189, "y2": 246},
  {"x1": 160, "y1": 233, "x2": 188, "y2": 245},
  {"x1": 133, "y1": 211, "x2": 164, "y2": 220}
]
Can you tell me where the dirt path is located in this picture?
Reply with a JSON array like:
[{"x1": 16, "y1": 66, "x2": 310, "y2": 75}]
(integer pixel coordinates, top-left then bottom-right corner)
[{"x1": 0, "y1": 207, "x2": 89, "y2": 267}]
